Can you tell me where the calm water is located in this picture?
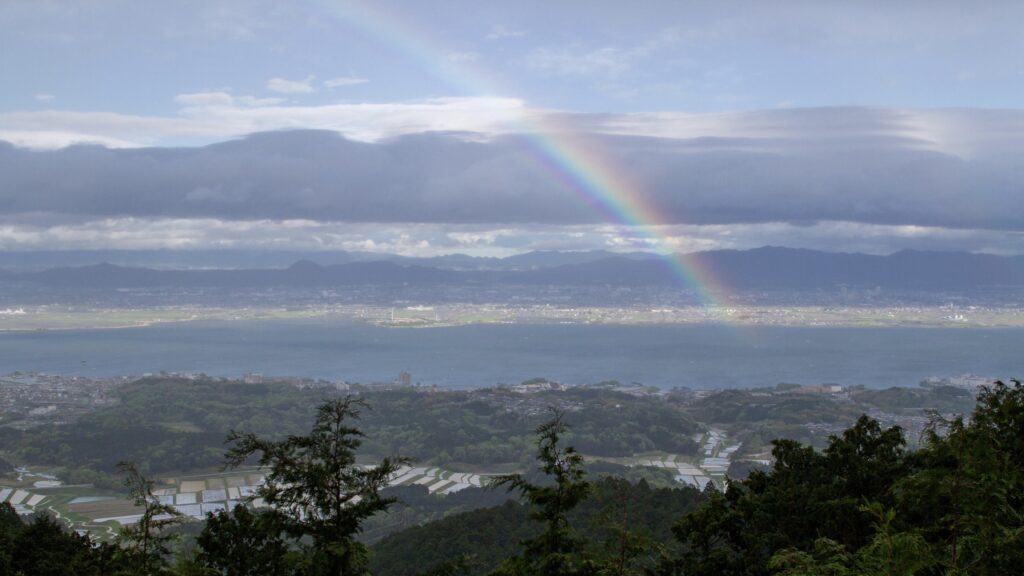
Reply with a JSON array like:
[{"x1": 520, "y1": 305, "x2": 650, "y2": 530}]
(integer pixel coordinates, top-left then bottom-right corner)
[{"x1": 0, "y1": 321, "x2": 1020, "y2": 389}]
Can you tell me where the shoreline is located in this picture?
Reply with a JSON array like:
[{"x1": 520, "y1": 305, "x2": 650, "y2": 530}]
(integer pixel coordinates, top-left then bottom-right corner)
[{"x1": 2, "y1": 304, "x2": 1023, "y2": 333}]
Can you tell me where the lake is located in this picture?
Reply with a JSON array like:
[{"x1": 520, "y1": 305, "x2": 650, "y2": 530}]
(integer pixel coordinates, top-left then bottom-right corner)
[{"x1": 0, "y1": 320, "x2": 1020, "y2": 389}]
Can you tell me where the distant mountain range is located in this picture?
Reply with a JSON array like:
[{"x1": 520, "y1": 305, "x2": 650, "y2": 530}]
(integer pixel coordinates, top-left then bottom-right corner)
[
  {"x1": 0, "y1": 248, "x2": 659, "y2": 273},
  {"x1": 2, "y1": 247, "x2": 1023, "y2": 292}
]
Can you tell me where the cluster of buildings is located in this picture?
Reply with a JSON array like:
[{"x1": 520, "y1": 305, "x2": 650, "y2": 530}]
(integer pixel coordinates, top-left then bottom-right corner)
[
  {"x1": 471, "y1": 389, "x2": 584, "y2": 417},
  {"x1": 0, "y1": 372, "x2": 123, "y2": 426},
  {"x1": 920, "y1": 374, "x2": 995, "y2": 391}
]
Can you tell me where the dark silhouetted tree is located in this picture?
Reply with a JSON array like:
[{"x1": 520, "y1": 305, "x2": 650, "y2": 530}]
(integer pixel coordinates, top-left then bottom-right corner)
[
  {"x1": 224, "y1": 396, "x2": 409, "y2": 576},
  {"x1": 195, "y1": 504, "x2": 295, "y2": 576},
  {"x1": 117, "y1": 461, "x2": 184, "y2": 575},
  {"x1": 493, "y1": 409, "x2": 591, "y2": 576}
]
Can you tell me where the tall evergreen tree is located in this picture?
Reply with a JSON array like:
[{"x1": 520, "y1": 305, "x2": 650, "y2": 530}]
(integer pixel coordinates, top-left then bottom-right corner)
[
  {"x1": 493, "y1": 410, "x2": 591, "y2": 576},
  {"x1": 224, "y1": 396, "x2": 409, "y2": 576},
  {"x1": 195, "y1": 504, "x2": 296, "y2": 576},
  {"x1": 117, "y1": 461, "x2": 184, "y2": 575}
]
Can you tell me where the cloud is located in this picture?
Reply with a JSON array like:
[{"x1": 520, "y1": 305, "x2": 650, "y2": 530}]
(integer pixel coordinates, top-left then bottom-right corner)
[
  {"x1": 447, "y1": 51, "x2": 480, "y2": 64},
  {"x1": 0, "y1": 129, "x2": 145, "y2": 150},
  {"x1": 1, "y1": 218, "x2": 1022, "y2": 257},
  {"x1": 266, "y1": 75, "x2": 316, "y2": 94},
  {"x1": 174, "y1": 91, "x2": 235, "y2": 107},
  {"x1": 485, "y1": 25, "x2": 526, "y2": 40},
  {"x1": 323, "y1": 76, "x2": 369, "y2": 89},
  {"x1": 523, "y1": 29, "x2": 686, "y2": 79},
  {"x1": 175, "y1": 91, "x2": 285, "y2": 108},
  {"x1": 1, "y1": 106, "x2": 1023, "y2": 250},
  {"x1": 34, "y1": 94, "x2": 55, "y2": 102},
  {"x1": 0, "y1": 96, "x2": 527, "y2": 148},
  {"x1": 525, "y1": 45, "x2": 629, "y2": 77}
]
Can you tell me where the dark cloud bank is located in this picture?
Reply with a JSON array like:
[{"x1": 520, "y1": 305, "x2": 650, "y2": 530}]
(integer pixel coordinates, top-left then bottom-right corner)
[{"x1": 2, "y1": 108, "x2": 1022, "y2": 230}]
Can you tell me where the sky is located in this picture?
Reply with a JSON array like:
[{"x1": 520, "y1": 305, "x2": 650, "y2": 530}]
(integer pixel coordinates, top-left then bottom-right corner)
[{"x1": 1, "y1": 0, "x2": 1023, "y2": 257}]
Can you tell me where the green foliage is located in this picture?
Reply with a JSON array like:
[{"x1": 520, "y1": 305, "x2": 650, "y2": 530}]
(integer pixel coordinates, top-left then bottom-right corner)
[
  {"x1": 683, "y1": 389, "x2": 861, "y2": 426},
  {"x1": 769, "y1": 539, "x2": 852, "y2": 576},
  {"x1": 11, "y1": 377, "x2": 322, "y2": 476},
  {"x1": 672, "y1": 415, "x2": 908, "y2": 575},
  {"x1": 4, "y1": 379, "x2": 1022, "y2": 576},
  {"x1": 894, "y1": 380, "x2": 1024, "y2": 575},
  {"x1": 670, "y1": 380, "x2": 1024, "y2": 576},
  {"x1": 116, "y1": 461, "x2": 185, "y2": 575},
  {"x1": 0, "y1": 455, "x2": 13, "y2": 476},
  {"x1": 493, "y1": 410, "x2": 591, "y2": 576},
  {"x1": 767, "y1": 505, "x2": 935, "y2": 576},
  {"x1": 370, "y1": 470, "x2": 707, "y2": 576},
  {"x1": 853, "y1": 386, "x2": 975, "y2": 415},
  {"x1": 372, "y1": 500, "x2": 528, "y2": 576},
  {"x1": 0, "y1": 502, "x2": 125, "y2": 576},
  {"x1": 195, "y1": 505, "x2": 297, "y2": 576},
  {"x1": 224, "y1": 396, "x2": 410, "y2": 576},
  {"x1": 359, "y1": 484, "x2": 515, "y2": 544},
  {"x1": 9, "y1": 379, "x2": 701, "y2": 479},
  {"x1": 853, "y1": 503, "x2": 934, "y2": 576}
]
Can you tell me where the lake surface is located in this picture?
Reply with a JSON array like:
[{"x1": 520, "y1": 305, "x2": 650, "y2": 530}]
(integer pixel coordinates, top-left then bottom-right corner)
[{"x1": 0, "y1": 321, "x2": 1021, "y2": 389}]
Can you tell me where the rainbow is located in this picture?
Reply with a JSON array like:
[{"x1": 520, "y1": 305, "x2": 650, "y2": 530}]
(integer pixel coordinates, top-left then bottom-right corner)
[{"x1": 315, "y1": 0, "x2": 735, "y2": 309}]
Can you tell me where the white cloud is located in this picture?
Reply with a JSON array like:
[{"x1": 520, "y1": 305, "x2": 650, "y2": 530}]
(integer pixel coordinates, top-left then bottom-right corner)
[
  {"x1": 486, "y1": 25, "x2": 526, "y2": 40},
  {"x1": 525, "y1": 45, "x2": 630, "y2": 77},
  {"x1": 34, "y1": 94, "x2": 55, "y2": 102},
  {"x1": 0, "y1": 96, "x2": 528, "y2": 149},
  {"x1": 234, "y1": 95, "x2": 287, "y2": 106},
  {"x1": 0, "y1": 129, "x2": 145, "y2": 150},
  {"x1": 1, "y1": 218, "x2": 1021, "y2": 256},
  {"x1": 266, "y1": 75, "x2": 316, "y2": 94},
  {"x1": 323, "y1": 76, "x2": 369, "y2": 89},
  {"x1": 523, "y1": 28, "x2": 686, "y2": 79},
  {"x1": 174, "y1": 91, "x2": 235, "y2": 107},
  {"x1": 447, "y1": 51, "x2": 480, "y2": 64},
  {"x1": 446, "y1": 229, "x2": 517, "y2": 246},
  {"x1": 175, "y1": 91, "x2": 285, "y2": 108}
]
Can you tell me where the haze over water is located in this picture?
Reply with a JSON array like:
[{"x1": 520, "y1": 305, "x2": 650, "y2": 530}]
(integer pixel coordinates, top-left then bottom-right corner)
[{"x1": 1, "y1": 321, "x2": 1019, "y2": 389}]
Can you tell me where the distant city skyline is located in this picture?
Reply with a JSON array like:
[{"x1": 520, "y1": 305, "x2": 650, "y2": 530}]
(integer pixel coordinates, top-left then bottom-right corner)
[{"x1": 2, "y1": 1, "x2": 1022, "y2": 256}]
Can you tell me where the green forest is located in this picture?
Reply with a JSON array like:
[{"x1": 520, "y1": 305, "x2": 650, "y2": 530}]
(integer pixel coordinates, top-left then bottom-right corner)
[
  {"x1": 0, "y1": 375, "x2": 975, "y2": 492},
  {"x1": 1, "y1": 378, "x2": 704, "y2": 487},
  {"x1": 1, "y1": 380, "x2": 1021, "y2": 575}
]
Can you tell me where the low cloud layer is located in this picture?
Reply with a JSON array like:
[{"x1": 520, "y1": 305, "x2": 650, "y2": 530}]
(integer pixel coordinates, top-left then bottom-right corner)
[
  {"x1": 1, "y1": 106, "x2": 1023, "y2": 234},
  {"x1": 2, "y1": 218, "x2": 1022, "y2": 257}
]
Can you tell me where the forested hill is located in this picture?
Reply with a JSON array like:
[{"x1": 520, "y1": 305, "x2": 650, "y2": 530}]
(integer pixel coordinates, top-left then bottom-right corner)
[
  {"x1": 1, "y1": 380, "x2": 1022, "y2": 575},
  {"x1": 2, "y1": 379, "x2": 702, "y2": 487},
  {"x1": 369, "y1": 477, "x2": 708, "y2": 576},
  {"x1": 382, "y1": 380, "x2": 1024, "y2": 576}
]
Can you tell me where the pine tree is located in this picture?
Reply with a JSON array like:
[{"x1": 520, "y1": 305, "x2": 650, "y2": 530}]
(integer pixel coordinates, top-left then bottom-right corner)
[
  {"x1": 493, "y1": 409, "x2": 591, "y2": 576},
  {"x1": 194, "y1": 504, "x2": 295, "y2": 576},
  {"x1": 224, "y1": 396, "x2": 409, "y2": 576},
  {"x1": 116, "y1": 461, "x2": 184, "y2": 575}
]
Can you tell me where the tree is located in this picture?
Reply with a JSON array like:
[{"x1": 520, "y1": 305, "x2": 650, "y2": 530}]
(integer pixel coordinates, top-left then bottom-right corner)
[
  {"x1": 492, "y1": 409, "x2": 591, "y2": 576},
  {"x1": 117, "y1": 461, "x2": 184, "y2": 575},
  {"x1": 671, "y1": 416, "x2": 907, "y2": 576},
  {"x1": 895, "y1": 379, "x2": 1024, "y2": 575},
  {"x1": 195, "y1": 504, "x2": 295, "y2": 576},
  {"x1": 0, "y1": 502, "x2": 17, "y2": 575},
  {"x1": 1, "y1": 503, "x2": 125, "y2": 576},
  {"x1": 768, "y1": 505, "x2": 934, "y2": 576},
  {"x1": 224, "y1": 396, "x2": 409, "y2": 576}
]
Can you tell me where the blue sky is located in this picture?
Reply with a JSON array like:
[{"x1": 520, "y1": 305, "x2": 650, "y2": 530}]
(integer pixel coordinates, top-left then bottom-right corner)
[
  {"x1": 4, "y1": 1, "x2": 1022, "y2": 115},
  {"x1": 1, "y1": 1, "x2": 1023, "y2": 256}
]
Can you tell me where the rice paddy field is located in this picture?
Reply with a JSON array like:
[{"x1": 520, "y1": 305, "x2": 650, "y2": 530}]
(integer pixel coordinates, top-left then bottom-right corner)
[{"x1": 2, "y1": 430, "x2": 739, "y2": 541}]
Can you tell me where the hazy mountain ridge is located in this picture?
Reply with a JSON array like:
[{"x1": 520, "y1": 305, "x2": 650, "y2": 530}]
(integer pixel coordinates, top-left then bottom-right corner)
[
  {"x1": 2, "y1": 247, "x2": 1024, "y2": 291},
  {"x1": 0, "y1": 248, "x2": 654, "y2": 272}
]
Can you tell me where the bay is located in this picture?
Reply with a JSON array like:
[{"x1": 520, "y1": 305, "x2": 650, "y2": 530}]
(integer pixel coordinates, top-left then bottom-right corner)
[{"x1": 0, "y1": 321, "x2": 1020, "y2": 389}]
